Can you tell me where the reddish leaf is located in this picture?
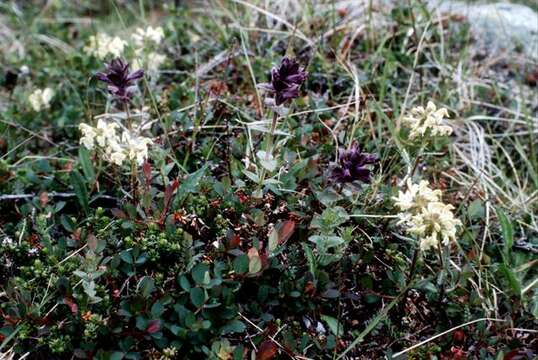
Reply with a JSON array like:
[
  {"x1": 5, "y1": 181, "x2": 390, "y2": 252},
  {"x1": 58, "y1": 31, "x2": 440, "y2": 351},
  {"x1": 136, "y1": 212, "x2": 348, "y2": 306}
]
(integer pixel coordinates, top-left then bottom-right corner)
[
  {"x1": 142, "y1": 161, "x2": 152, "y2": 186},
  {"x1": 256, "y1": 341, "x2": 278, "y2": 360},
  {"x1": 304, "y1": 281, "x2": 316, "y2": 296},
  {"x1": 64, "y1": 297, "x2": 78, "y2": 315},
  {"x1": 146, "y1": 320, "x2": 161, "y2": 334},
  {"x1": 164, "y1": 179, "x2": 180, "y2": 205},
  {"x1": 228, "y1": 234, "x2": 241, "y2": 249},
  {"x1": 86, "y1": 233, "x2": 97, "y2": 251},
  {"x1": 39, "y1": 191, "x2": 49, "y2": 207},
  {"x1": 277, "y1": 220, "x2": 295, "y2": 245},
  {"x1": 111, "y1": 208, "x2": 128, "y2": 219}
]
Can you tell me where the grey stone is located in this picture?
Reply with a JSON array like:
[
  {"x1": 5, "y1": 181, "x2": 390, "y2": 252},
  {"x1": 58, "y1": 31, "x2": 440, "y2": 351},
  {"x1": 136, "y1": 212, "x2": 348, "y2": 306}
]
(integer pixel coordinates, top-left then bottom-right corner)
[{"x1": 429, "y1": 1, "x2": 538, "y2": 59}]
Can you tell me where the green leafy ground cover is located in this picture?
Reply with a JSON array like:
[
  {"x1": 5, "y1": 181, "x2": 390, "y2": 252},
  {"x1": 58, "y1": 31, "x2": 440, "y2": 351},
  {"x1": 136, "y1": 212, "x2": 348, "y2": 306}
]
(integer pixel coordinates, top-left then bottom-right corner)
[{"x1": 0, "y1": 1, "x2": 536, "y2": 359}]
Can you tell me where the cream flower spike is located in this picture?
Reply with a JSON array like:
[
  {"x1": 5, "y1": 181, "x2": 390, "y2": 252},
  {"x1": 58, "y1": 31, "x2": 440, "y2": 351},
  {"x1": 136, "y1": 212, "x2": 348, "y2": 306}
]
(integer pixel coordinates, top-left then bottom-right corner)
[
  {"x1": 78, "y1": 118, "x2": 152, "y2": 167},
  {"x1": 393, "y1": 178, "x2": 442, "y2": 212},
  {"x1": 29, "y1": 88, "x2": 54, "y2": 111},
  {"x1": 132, "y1": 26, "x2": 165, "y2": 47},
  {"x1": 408, "y1": 202, "x2": 462, "y2": 250},
  {"x1": 84, "y1": 33, "x2": 126, "y2": 59},
  {"x1": 402, "y1": 101, "x2": 453, "y2": 139},
  {"x1": 393, "y1": 178, "x2": 461, "y2": 251}
]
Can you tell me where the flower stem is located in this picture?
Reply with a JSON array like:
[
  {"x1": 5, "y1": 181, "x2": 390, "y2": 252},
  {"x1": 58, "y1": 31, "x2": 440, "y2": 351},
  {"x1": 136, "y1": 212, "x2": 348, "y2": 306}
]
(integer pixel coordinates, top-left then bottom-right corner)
[
  {"x1": 406, "y1": 247, "x2": 420, "y2": 286},
  {"x1": 256, "y1": 111, "x2": 279, "y2": 194},
  {"x1": 265, "y1": 111, "x2": 279, "y2": 157}
]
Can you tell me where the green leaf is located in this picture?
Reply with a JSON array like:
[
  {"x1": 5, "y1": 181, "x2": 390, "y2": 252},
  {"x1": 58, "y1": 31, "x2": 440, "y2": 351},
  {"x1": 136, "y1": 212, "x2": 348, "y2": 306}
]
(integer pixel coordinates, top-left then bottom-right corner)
[
  {"x1": 321, "y1": 314, "x2": 343, "y2": 336},
  {"x1": 109, "y1": 352, "x2": 124, "y2": 360},
  {"x1": 233, "y1": 255, "x2": 249, "y2": 274},
  {"x1": 119, "y1": 249, "x2": 134, "y2": 264},
  {"x1": 138, "y1": 276, "x2": 155, "y2": 298},
  {"x1": 79, "y1": 146, "x2": 95, "y2": 183},
  {"x1": 267, "y1": 227, "x2": 279, "y2": 254},
  {"x1": 177, "y1": 164, "x2": 208, "y2": 199},
  {"x1": 499, "y1": 264, "x2": 521, "y2": 297},
  {"x1": 256, "y1": 150, "x2": 278, "y2": 172},
  {"x1": 220, "y1": 319, "x2": 246, "y2": 335},
  {"x1": 467, "y1": 200, "x2": 485, "y2": 220},
  {"x1": 496, "y1": 208, "x2": 513, "y2": 258},
  {"x1": 191, "y1": 263, "x2": 210, "y2": 285},
  {"x1": 247, "y1": 248, "x2": 262, "y2": 274},
  {"x1": 178, "y1": 275, "x2": 191, "y2": 291},
  {"x1": 189, "y1": 287, "x2": 205, "y2": 308},
  {"x1": 70, "y1": 170, "x2": 89, "y2": 214}
]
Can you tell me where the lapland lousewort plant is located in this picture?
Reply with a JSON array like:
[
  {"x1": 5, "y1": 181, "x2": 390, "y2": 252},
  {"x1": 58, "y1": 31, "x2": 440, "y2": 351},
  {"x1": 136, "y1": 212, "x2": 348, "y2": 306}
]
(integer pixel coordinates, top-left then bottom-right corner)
[
  {"x1": 402, "y1": 101, "x2": 453, "y2": 139},
  {"x1": 252, "y1": 57, "x2": 308, "y2": 195},
  {"x1": 394, "y1": 179, "x2": 461, "y2": 251},
  {"x1": 96, "y1": 58, "x2": 144, "y2": 103},
  {"x1": 331, "y1": 143, "x2": 378, "y2": 184},
  {"x1": 84, "y1": 33, "x2": 126, "y2": 59},
  {"x1": 258, "y1": 57, "x2": 308, "y2": 106},
  {"x1": 28, "y1": 88, "x2": 54, "y2": 111}
]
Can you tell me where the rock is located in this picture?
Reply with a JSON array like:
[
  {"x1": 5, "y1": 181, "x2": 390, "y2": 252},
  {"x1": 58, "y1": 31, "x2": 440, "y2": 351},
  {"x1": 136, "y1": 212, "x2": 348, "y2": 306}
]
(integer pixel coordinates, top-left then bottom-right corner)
[{"x1": 430, "y1": 1, "x2": 538, "y2": 59}]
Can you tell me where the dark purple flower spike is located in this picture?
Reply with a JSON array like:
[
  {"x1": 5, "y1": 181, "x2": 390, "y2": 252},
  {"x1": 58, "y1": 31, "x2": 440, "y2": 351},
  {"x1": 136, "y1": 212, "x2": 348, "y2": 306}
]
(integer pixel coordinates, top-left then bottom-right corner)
[
  {"x1": 331, "y1": 143, "x2": 378, "y2": 184},
  {"x1": 96, "y1": 58, "x2": 144, "y2": 102},
  {"x1": 258, "y1": 57, "x2": 307, "y2": 106}
]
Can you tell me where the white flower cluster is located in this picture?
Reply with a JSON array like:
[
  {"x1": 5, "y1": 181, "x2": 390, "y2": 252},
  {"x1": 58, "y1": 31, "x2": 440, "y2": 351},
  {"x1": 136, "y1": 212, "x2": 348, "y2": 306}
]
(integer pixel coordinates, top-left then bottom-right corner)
[
  {"x1": 393, "y1": 179, "x2": 461, "y2": 251},
  {"x1": 84, "y1": 33, "x2": 127, "y2": 59},
  {"x1": 79, "y1": 119, "x2": 152, "y2": 166},
  {"x1": 402, "y1": 101, "x2": 453, "y2": 139},
  {"x1": 132, "y1": 26, "x2": 165, "y2": 47},
  {"x1": 29, "y1": 88, "x2": 54, "y2": 111},
  {"x1": 132, "y1": 26, "x2": 166, "y2": 77}
]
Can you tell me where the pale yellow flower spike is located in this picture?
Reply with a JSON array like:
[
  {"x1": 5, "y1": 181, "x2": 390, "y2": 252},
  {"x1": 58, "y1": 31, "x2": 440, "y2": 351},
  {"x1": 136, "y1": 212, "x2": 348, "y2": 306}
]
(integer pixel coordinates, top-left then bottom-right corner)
[
  {"x1": 394, "y1": 178, "x2": 461, "y2": 251},
  {"x1": 402, "y1": 101, "x2": 453, "y2": 139}
]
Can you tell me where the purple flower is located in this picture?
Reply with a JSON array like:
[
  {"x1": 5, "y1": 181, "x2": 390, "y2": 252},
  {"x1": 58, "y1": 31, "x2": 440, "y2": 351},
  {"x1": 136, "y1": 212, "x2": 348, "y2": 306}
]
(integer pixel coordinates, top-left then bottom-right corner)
[
  {"x1": 96, "y1": 58, "x2": 144, "y2": 102},
  {"x1": 331, "y1": 143, "x2": 378, "y2": 184},
  {"x1": 258, "y1": 57, "x2": 307, "y2": 106}
]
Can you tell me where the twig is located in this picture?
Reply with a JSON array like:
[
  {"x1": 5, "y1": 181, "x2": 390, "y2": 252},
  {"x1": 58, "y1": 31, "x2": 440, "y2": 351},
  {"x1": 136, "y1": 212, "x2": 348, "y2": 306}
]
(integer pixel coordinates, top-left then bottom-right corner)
[
  {"x1": 0, "y1": 192, "x2": 117, "y2": 202},
  {"x1": 391, "y1": 318, "x2": 506, "y2": 358}
]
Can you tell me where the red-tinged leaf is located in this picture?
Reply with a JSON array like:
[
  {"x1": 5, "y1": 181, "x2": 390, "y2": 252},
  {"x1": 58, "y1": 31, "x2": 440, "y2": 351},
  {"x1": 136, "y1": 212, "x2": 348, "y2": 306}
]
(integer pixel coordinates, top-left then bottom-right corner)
[
  {"x1": 247, "y1": 248, "x2": 262, "y2": 274},
  {"x1": 39, "y1": 191, "x2": 49, "y2": 207},
  {"x1": 304, "y1": 281, "x2": 316, "y2": 296},
  {"x1": 256, "y1": 341, "x2": 278, "y2": 360},
  {"x1": 111, "y1": 208, "x2": 128, "y2": 219},
  {"x1": 146, "y1": 320, "x2": 161, "y2": 334},
  {"x1": 64, "y1": 297, "x2": 78, "y2": 315},
  {"x1": 277, "y1": 220, "x2": 295, "y2": 245},
  {"x1": 86, "y1": 233, "x2": 97, "y2": 251},
  {"x1": 164, "y1": 179, "x2": 179, "y2": 205},
  {"x1": 228, "y1": 234, "x2": 241, "y2": 249},
  {"x1": 142, "y1": 161, "x2": 152, "y2": 185}
]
